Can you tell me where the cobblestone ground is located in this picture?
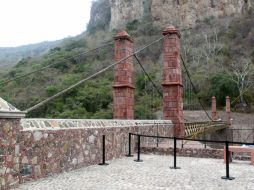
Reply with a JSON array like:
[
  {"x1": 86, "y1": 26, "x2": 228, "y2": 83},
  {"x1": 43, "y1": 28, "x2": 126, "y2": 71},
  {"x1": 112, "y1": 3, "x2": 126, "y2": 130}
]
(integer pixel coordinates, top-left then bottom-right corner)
[{"x1": 16, "y1": 155, "x2": 254, "y2": 190}]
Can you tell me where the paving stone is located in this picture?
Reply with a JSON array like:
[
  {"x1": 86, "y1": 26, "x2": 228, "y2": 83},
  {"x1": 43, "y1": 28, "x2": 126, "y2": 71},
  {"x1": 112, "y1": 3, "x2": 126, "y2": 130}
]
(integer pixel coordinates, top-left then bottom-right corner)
[{"x1": 16, "y1": 155, "x2": 254, "y2": 190}]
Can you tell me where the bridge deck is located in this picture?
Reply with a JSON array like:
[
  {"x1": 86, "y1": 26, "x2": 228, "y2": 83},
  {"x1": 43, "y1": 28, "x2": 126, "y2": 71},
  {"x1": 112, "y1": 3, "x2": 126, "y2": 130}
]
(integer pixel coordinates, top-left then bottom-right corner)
[{"x1": 185, "y1": 121, "x2": 228, "y2": 138}]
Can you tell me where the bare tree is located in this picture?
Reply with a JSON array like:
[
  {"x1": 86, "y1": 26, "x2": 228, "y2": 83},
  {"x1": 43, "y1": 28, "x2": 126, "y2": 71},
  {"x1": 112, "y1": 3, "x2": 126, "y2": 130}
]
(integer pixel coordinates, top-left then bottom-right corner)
[
  {"x1": 228, "y1": 58, "x2": 253, "y2": 104},
  {"x1": 181, "y1": 28, "x2": 224, "y2": 73},
  {"x1": 201, "y1": 29, "x2": 224, "y2": 67}
]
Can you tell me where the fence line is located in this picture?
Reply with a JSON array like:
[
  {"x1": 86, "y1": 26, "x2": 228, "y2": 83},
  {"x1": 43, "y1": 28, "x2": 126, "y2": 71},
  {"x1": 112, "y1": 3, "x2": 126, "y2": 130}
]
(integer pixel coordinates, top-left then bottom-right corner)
[
  {"x1": 129, "y1": 133, "x2": 254, "y2": 145},
  {"x1": 127, "y1": 133, "x2": 254, "y2": 180}
]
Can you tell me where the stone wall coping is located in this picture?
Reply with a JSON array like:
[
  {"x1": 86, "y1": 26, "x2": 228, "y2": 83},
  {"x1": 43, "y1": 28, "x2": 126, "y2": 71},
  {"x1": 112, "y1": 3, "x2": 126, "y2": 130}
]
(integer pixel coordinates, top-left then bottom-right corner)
[
  {"x1": 0, "y1": 97, "x2": 26, "y2": 118},
  {"x1": 0, "y1": 110, "x2": 26, "y2": 119},
  {"x1": 21, "y1": 119, "x2": 172, "y2": 131}
]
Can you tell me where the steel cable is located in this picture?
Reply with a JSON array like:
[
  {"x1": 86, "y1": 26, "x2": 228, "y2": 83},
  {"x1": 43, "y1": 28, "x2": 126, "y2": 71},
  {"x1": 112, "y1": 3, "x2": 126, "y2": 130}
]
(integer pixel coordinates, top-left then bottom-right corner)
[
  {"x1": 180, "y1": 55, "x2": 213, "y2": 121},
  {"x1": 25, "y1": 35, "x2": 167, "y2": 113},
  {"x1": 0, "y1": 41, "x2": 114, "y2": 86}
]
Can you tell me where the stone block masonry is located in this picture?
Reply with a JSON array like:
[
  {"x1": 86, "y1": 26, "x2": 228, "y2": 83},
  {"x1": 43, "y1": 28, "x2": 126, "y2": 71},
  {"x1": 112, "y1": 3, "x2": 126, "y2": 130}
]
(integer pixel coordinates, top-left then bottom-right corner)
[
  {"x1": 113, "y1": 31, "x2": 135, "y2": 119},
  {"x1": 212, "y1": 96, "x2": 217, "y2": 121},
  {"x1": 141, "y1": 147, "x2": 224, "y2": 160},
  {"x1": 0, "y1": 119, "x2": 172, "y2": 188},
  {"x1": 18, "y1": 119, "x2": 172, "y2": 183},
  {"x1": 0, "y1": 119, "x2": 21, "y2": 189},
  {"x1": 162, "y1": 25, "x2": 184, "y2": 137},
  {"x1": 0, "y1": 98, "x2": 26, "y2": 189},
  {"x1": 226, "y1": 96, "x2": 231, "y2": 125}
]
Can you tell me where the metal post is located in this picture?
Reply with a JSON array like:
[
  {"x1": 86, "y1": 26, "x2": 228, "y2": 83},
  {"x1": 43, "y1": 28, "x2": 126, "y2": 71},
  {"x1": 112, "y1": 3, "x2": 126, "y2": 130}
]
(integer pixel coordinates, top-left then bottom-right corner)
[
  {"x1": 226, "y1": 128, "x2": 228, "y2": 141},
  {"x1": 204, "y1": 141, "x2": 207, "y2": 149},
  {"x1": 156, "y1": 124, "x2": 159, "y2": 147},
  {"x1": 221, "y1": 141, "x2": 234, "y2": 180},
  {"x1": 134, "y1": 135, "x2": 143, "y2": 162},
  {"x1": 253, "y1": 129, "x2": 254, "y2": 144},
  {"x1": 126, "y1": 133, "x2": 133, "y2": 157},
  {"x1": 98, "y1": 135, "x2": 109, "y2": 166},
  {"x1": 170, "y1": 137, "x2": 180, "y2": 169}
]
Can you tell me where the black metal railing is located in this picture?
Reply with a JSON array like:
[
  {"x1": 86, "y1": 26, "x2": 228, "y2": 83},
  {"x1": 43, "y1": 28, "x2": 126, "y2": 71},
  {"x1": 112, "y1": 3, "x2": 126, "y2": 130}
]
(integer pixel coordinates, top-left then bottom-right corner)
[
  {"x1": 98, "y1": 135, "x2": 109, "y2": 166},
  {"x1": 128, "y1": 133, "x2": 254, "y2": 180}
]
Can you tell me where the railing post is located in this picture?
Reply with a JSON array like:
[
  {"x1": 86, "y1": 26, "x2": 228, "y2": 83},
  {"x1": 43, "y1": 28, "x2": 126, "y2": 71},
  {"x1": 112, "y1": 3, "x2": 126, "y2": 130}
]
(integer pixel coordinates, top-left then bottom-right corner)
[
  {"x1": 253, "y1": 129, "x2": 254, "y2": 144},
  {"x1": 156, "y1": 124, "x2": 159, "y2": 147},
  {"x1": 134, "y1": 135, "x2": 143, "y2": 162},
  {"x1": 170, "y1": 137, "x2": 180, "y2": 169},
  {"x1": 99, "y1": 135, "x2": 109, "y2": 166},
  {"x1": 126, "y1": 133, "x2": 133, "y2": 157},
  {"x1": 221, "y1": 141, "x2": 234, "y2": 180}
]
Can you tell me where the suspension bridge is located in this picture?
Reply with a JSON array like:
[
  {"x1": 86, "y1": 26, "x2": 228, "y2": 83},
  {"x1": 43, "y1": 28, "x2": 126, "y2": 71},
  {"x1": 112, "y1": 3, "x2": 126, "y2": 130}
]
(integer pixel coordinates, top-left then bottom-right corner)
[
  {"x1": 0, "y1": 25, "x2": 230, "y2": 138},
  {"x1": 1, "y1": 24, "x2": 252, "y2": 189}
]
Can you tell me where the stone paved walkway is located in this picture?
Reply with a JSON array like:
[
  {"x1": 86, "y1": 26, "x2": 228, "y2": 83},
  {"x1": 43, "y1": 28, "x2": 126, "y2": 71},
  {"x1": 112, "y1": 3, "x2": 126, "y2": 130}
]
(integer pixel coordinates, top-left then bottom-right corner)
[{"x1": 16, "y1": 155, "x2": 254, "y2": 190}]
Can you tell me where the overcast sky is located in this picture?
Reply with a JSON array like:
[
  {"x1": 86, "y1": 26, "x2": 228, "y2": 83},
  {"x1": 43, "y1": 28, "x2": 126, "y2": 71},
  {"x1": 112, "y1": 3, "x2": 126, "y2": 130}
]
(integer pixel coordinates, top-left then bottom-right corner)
[{"x1": 0, "y1": 0, "x2": 93, "y2": 47}]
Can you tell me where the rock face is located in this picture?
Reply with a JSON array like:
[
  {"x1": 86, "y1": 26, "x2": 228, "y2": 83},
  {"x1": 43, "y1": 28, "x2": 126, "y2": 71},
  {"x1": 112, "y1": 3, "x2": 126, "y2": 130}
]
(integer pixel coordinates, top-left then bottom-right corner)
[
  {"x1": 87, "y1": 0, "x2": 111, "y2": 31},
  {"x1": 110, "y1": 0, "x2": 144, "y2": 29},
  {"x1": 109, "y1": 0, "x2": 252, "y2": 29},
  {"x1": 151, "y1": 0, "x2": 252, "y2": 28}
]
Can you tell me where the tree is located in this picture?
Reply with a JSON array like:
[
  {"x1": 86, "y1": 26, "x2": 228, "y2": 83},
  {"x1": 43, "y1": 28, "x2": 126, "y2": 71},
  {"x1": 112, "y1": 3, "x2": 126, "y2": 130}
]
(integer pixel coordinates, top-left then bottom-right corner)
[
  {"x1": 227, "y1": 58, "x2": 253, "y2": 104},
  {"x1": 208, "y1": 74, "x2": 238, "y2": 106}
]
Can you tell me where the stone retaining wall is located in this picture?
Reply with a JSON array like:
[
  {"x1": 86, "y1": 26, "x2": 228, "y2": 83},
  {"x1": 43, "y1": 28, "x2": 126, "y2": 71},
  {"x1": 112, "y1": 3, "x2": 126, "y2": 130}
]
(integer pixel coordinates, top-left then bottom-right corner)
[
  {"x1": 0, "y1": 119, "x2": 173, "y2": 189},
  {"x1": 142, "y1": 146, "x2": 253, "y2": 162},
  {"x1": 141, "y1": 147, "x2": 224, "y2": 159},
  {"x1": 0, "y1": 119, "x2": 21, "y2": 189}
]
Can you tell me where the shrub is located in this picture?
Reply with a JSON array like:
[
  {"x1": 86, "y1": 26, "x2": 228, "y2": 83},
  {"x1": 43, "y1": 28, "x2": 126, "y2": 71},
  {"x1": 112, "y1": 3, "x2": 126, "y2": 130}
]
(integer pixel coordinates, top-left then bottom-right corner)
[
  {"x1": 126, "y1": 20, "x2": 139, "y2": 31},
  {"x1": 208, "y1": 74, "x2": 239, "y2": 106}
]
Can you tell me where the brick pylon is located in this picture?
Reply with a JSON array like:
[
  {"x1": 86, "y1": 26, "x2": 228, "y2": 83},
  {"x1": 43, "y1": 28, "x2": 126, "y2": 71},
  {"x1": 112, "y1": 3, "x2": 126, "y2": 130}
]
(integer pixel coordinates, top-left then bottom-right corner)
[
  {"x1": 113, "y1": 31, "x2": 135, "y2": 119},
  {"x1": 212, "y1": 96, "x2": 217, "y2": 121},
  {"x1": 226, "y1": 96, "x2": 231, "y2": 125},
  {"x1": 162, "y1": 25, "x2": 184, "y2": 137}
]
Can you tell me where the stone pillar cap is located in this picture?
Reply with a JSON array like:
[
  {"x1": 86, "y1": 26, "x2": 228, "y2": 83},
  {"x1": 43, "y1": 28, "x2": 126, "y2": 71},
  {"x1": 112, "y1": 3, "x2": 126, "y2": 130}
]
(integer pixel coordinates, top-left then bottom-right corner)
[
  {"x1": 114, "y1": 30, "x2": 133, "y2": 42},
  {"x1": 162, "y1": 24, "x2": 181, "y2": 38},
  {"x1": 0, "y1": 97, "x2": 26, "y2": 118}
]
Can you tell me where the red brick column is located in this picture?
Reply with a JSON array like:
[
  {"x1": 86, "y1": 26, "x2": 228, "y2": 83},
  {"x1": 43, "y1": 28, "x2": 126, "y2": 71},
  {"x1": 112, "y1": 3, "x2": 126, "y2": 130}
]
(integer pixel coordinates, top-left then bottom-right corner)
[
  {"x1": 212, "y1": 96, "x2": 217, "y2": 121},
  {"x1": 226, "y1": 96, "x2": 231, "y2": 125},
  {"x1": 113, "y1": 31, "x2": 135, "y2": 119},
  {"x1": 162, "y1": 25, "x2": 184, "y2": 137}
]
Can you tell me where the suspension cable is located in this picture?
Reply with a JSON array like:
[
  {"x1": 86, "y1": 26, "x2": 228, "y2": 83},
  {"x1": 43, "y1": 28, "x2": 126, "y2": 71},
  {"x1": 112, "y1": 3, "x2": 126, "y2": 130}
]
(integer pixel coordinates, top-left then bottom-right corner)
[
  {"x1": 0, "y1": 41, "x2": 114, "y2": 86},
  {"x1": 180, "y1": 55, "x2": 213, "y2": 121},
  {"x1": 25, "y1": 35, "x2": 166, "y2": 113},
  {"x1": 134, "y1": 54, "x2": 163, "y2": 97}
]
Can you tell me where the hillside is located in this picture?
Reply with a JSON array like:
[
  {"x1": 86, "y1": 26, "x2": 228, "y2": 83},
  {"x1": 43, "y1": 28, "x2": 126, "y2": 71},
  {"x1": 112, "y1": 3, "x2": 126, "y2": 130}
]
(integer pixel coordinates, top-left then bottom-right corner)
[
  {"x1": 0, "y1": 0, "x2": 253, "y2": 119},
  {"x1": 0, "y1": 40, "x2": 63, "y2": 69}
]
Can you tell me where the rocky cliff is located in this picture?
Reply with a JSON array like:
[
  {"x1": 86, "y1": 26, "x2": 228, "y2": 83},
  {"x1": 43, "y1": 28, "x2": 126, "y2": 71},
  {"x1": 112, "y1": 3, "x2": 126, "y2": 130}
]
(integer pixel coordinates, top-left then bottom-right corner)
[
  {"x1": 110, "y1": 0, "x2": 144, "y2": 29},
  {"x1": 109, "y1": 0, "x2": 252, "y2": 29},
  {"x1": 87, "y1": 0, "x2": 111, "y2": 32}
]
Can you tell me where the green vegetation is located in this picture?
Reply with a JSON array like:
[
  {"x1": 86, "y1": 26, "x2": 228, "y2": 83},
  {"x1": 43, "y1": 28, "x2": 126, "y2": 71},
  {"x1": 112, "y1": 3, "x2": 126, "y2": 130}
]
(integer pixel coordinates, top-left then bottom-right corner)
[
  {"x1": 0, "y1": 40, "x2": 62, "y2": 68},
  {"x1": 0, "y1": 3, "x2": 253, "y2": 119},
  {"x1": 208, "y1": 74, "x2": 239, "y2": 106}
]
